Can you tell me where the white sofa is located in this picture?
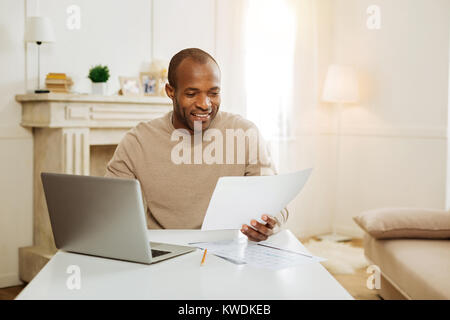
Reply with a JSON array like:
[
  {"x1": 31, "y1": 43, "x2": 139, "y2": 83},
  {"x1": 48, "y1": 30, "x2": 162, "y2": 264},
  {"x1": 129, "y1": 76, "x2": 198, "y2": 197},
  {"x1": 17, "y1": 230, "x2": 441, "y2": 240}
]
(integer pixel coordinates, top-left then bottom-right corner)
[
  {"x1": 355, "y1": 207, "x2": 450, "y2": 300},
  {"x1": 364, "y1": 233, "x2": 450, "y2": 299}
]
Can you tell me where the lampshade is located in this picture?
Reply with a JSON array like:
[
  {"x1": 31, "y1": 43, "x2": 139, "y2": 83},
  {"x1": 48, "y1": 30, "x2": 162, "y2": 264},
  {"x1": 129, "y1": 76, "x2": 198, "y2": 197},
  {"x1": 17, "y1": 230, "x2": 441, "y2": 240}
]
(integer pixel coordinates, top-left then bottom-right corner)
[
  {"x1": 24, "y1": 16, "x2": 55, "y2": 43},
  {"x1": 322, "y1": 64, "x2": 359, "y2": 103}
]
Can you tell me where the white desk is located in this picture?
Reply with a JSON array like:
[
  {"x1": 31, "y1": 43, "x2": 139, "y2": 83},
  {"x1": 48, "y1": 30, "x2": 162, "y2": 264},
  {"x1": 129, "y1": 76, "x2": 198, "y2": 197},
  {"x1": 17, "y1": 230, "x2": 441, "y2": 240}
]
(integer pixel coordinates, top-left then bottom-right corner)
[{"x1": 16, "y1": 230, "x2": 353, "y2": 300}]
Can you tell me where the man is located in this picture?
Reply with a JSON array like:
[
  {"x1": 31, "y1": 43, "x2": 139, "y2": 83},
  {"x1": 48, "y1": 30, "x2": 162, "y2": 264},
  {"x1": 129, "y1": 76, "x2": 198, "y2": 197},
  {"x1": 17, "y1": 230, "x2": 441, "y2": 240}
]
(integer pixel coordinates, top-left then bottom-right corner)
[{"x1": 106, "y1": 48, "x2": 287, "y2": 242}]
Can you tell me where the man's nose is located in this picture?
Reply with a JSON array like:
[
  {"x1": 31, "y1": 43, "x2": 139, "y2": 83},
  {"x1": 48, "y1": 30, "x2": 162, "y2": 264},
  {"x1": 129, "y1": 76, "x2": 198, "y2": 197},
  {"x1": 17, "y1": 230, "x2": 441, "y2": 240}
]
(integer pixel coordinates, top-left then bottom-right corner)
[{"x1": 195, "y1": 94, "x2": 212, "y2": 110}]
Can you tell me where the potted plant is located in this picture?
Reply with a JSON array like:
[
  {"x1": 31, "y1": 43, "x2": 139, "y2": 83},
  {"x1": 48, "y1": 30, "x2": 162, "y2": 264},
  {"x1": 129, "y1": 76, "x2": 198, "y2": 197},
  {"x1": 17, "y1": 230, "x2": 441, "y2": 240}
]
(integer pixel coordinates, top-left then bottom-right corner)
[{"x1": 88, "y1": 65, "x2": 110, "y2": 95}]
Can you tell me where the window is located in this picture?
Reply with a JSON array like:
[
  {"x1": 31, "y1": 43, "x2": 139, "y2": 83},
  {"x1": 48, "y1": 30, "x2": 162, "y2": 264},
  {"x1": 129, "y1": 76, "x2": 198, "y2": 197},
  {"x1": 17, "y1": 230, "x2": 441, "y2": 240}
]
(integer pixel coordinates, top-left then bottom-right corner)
[{"x1": 244, "y1": 0, "x2": 296, "y2": 140}]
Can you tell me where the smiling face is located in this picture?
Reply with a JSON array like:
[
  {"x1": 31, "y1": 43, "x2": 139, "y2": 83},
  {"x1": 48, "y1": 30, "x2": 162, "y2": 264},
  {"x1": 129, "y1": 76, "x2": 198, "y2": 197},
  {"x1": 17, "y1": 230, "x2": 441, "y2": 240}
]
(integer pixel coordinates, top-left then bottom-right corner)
[{"x1": 165, "y1": 58, "x2": 221, "y2": 132}]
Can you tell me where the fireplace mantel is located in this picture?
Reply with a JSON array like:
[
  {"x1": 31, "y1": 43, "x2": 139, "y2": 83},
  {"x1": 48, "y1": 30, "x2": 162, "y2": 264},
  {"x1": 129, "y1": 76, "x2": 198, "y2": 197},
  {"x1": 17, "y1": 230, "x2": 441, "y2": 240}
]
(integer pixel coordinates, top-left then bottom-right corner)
[
  {"x1": 17, "y1": 93, "x2": 172, "y2": 127},
  {"x1": 16, "y1": 93, "x2": 172, "y2": 282}
]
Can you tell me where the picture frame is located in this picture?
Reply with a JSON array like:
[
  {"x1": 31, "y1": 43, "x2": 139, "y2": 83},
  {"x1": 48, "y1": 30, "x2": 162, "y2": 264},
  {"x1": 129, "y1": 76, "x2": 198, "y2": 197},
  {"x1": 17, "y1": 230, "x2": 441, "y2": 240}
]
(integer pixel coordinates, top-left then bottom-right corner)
[
  {"x1": 119, "y1": 76, "x2": 142, "y2": 96},
  {"x1": 140, "y1": 72, "x2": 158, "y2": 96}
]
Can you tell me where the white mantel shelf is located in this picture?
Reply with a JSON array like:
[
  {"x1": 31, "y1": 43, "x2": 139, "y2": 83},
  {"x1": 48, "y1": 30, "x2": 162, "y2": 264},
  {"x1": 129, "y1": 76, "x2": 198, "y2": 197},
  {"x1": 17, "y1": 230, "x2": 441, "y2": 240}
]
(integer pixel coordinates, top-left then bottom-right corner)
[
  {"x1": 16, "y1": 93, "x2": 172, "y2": 129},
  {"x1": 15, "y1": 93, "x2": 172, "y2": 284},
  {"x1": 16, "y1": 93, "x2": 172, "y2": 104}
]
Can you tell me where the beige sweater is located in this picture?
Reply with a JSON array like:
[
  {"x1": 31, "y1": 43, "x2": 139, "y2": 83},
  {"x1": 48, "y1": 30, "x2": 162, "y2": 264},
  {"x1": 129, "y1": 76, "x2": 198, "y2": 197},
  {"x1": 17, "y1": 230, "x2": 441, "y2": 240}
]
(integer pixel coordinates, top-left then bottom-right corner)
[{"x1": 105, "y1": 111, "x2": 287, "y2": 230}]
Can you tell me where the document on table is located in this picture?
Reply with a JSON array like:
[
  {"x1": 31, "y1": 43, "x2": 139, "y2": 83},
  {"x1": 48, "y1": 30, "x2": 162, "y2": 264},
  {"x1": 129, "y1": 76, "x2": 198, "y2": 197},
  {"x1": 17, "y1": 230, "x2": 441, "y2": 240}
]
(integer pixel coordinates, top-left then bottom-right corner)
[
  {"x1": 190, "y1": 239, "x2": 326, "y2": 270},
  {"x1": 201, "y1": 168, "x2": 313, "y2": 231}
]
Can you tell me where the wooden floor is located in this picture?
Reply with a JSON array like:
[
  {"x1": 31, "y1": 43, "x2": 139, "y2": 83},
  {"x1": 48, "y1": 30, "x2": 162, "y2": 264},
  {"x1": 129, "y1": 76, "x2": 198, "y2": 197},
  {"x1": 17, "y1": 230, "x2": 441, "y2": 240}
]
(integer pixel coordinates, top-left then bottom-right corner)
[
  {"x1": 300, "y1": 236, "x2": 381, "y2": 300},
  {"x1": 1, "y1": 238, "x2": 380, "y2": 300},
  {"x1": 0, "y1": 285, "x2": 25, "y2": 300}
]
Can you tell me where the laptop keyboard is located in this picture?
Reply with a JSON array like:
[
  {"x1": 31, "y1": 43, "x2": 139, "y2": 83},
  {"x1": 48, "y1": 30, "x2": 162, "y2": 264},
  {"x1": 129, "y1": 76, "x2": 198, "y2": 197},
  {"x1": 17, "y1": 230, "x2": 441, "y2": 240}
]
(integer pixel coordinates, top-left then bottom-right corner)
[{"x1": 151, "y1": 249, "x2": 171, "y2": 258}]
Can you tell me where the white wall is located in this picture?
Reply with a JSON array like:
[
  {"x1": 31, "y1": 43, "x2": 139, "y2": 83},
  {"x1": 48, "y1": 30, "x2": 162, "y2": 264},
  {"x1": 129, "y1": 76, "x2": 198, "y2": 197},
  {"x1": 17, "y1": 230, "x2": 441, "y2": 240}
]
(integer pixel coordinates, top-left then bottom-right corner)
[
  {"x1": 152, "y1": 0, "x2": 216, "y2": 61},
  {"x1": 36, "y1": 0, "x2": 152, "y2": 95},
  {"x1": 0, "y1": 0, "x2": 34, "y2": 288},
  {"x1": 330, "y1": 0, "x2": 450, "y2": 236},
  {"x1": 283, "y1": 0, "x2": 450, "y2": 238}
]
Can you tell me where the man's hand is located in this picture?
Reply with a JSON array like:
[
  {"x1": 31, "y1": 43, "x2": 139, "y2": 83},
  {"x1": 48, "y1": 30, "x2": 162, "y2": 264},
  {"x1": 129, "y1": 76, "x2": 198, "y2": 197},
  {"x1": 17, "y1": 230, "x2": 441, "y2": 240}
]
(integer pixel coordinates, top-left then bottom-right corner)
[{"x1": 241, "y1": 214, "x2": 277, "y2": 242}]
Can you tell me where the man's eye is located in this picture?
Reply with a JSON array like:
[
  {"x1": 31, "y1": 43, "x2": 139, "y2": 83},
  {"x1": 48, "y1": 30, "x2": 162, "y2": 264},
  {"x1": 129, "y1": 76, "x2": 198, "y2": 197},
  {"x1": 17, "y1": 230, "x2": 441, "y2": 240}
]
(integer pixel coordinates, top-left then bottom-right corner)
[
  {"x1": 185, "y1": 93, "x2": 195, "y2": 97},
  {"x1": 209, "y1": 92, "x2": 220, "y2": 97}
]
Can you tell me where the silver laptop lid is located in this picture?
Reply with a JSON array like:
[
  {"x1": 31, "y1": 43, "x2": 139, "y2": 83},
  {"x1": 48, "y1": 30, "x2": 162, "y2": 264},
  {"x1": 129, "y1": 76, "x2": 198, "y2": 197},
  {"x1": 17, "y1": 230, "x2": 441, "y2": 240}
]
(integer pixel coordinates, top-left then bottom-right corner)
[{"x1": 41, "y1": 173, "x2": 153, "y2": 264}]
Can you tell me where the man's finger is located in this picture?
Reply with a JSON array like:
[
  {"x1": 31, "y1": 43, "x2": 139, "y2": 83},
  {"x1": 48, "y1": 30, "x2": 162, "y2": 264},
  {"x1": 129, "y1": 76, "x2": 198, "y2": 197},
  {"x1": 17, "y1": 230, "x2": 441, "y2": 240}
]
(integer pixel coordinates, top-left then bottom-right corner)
[
  {"x1": 241, "y1": 225, "x2": 267, "y2": 242},
  {"x1": 262, "y1": 214, "x2": 277, "y2": 229},
  {"x1": 250, "y1": 219, "x2": 273, "y2": 237}
]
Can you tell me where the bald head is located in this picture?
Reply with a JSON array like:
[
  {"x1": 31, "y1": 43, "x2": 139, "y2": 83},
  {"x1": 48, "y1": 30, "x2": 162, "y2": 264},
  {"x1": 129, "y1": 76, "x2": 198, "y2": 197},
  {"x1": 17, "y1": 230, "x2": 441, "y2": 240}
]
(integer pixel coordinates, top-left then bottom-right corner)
[{"x1": 168, "y1": 48, "x2": 220, "y2": 89}]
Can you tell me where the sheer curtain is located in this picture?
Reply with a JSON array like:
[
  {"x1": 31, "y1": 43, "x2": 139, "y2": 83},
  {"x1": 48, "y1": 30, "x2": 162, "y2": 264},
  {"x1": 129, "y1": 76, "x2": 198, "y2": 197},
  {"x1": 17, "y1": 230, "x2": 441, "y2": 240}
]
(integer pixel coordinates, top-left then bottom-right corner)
[
  {"x1": 216, "y1": 0, "x2": 320, "y2": 171},
  {"x1": 244, "y1": 0, "x2": 296, "y2": 141}
]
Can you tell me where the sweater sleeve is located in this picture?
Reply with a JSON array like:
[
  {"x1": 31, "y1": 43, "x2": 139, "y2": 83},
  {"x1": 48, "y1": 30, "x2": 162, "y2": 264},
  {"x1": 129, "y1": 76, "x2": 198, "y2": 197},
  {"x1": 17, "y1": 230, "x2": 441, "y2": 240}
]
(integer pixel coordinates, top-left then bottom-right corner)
[
  {"x1": 105, "y1": 131, "x2": 138, "y2": 179},
  {"x1": 105, "y1": 131, "x2": 151, "y2": 228}
]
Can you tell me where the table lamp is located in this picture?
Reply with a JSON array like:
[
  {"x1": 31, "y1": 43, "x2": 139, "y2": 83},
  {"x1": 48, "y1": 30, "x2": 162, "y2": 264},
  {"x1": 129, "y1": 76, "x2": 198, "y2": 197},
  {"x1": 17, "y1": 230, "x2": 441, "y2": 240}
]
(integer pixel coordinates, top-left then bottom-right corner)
[
  {"x1": 25, "y1": 16, "x2": 56, "y2": 93},
  {"x1": 319, "y1": 64, "x2": 359, "y2": 242}
]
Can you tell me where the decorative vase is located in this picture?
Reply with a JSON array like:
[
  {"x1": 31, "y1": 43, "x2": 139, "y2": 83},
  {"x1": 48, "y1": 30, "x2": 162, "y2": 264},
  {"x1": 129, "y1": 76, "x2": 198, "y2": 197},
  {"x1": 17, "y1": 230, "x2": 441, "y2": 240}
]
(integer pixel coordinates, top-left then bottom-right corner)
[{"x1": 91, "y1": 82, "x2": 107, "y2": 95}]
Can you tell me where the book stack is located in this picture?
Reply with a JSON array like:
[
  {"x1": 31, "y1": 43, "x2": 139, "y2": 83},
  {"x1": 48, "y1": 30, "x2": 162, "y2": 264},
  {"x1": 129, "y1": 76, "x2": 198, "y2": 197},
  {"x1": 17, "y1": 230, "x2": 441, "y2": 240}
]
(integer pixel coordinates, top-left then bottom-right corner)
[{"x1": 45, "y1": 73, "x2": 73, "y2": 93}]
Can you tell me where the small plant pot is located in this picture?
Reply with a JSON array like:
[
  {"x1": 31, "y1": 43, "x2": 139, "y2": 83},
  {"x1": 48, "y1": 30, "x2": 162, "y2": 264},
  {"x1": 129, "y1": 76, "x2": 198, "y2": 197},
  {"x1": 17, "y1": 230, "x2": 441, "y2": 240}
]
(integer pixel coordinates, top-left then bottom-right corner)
[{"x1": 91, "y1": 82, "x2": 107, "y2": 95}]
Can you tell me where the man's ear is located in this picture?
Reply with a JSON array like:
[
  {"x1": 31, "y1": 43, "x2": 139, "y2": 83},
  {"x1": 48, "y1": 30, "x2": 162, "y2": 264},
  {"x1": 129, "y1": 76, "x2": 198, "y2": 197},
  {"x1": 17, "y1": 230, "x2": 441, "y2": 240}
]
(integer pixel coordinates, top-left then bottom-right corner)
[{"x1": 165, "y1": 83, "x2": 175, "y2": 100}]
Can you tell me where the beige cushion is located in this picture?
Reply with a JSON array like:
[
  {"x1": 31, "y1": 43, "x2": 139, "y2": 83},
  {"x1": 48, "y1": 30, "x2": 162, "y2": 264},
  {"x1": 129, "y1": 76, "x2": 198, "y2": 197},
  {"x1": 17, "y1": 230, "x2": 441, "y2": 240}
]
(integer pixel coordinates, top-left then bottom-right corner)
[
  {"x1": 354, "y1": 208, "x2": 450, "y2": 239},
  {"x1": 364, "y1": 234, "x2": 450, "y2": 299}
]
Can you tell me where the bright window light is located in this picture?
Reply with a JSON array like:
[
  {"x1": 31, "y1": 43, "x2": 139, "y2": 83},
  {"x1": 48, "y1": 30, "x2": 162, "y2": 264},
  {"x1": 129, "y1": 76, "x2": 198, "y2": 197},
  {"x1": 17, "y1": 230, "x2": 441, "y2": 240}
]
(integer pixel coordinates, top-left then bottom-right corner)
[{"x1": 244, "y1": 0, "x2": 296, "y2": 140}]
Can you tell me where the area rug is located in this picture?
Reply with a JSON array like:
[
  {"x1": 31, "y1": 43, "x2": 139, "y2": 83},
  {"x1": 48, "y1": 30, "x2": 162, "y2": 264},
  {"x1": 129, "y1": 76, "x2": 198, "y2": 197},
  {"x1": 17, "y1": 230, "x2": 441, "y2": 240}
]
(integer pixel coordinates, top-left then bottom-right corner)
[{"x1": 304, "y1": 239, "x2": 369, "y2": 274}]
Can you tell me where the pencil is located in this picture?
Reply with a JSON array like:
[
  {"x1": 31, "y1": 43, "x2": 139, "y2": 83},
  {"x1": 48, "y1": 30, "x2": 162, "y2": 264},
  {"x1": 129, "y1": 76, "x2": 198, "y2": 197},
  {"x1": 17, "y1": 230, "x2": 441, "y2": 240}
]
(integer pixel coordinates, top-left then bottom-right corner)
[{"x1": 201, "y1": 249, "x2": 207, "y2": 266}]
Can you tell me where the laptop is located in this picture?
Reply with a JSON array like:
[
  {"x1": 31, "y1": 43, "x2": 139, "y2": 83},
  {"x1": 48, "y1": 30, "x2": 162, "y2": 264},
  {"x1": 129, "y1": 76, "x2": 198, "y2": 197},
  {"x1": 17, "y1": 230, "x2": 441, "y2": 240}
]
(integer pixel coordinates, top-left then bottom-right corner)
[{"x1": 41, "y1": 172, "x2": 195, "y2": 264}]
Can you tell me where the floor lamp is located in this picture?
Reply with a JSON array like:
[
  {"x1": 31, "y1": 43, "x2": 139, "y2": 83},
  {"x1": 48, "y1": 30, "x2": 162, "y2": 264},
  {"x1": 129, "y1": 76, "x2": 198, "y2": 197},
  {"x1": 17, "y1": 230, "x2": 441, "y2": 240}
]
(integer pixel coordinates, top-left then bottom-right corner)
[
  {"x1": 25, "y1": 16, "x2": 55, "y2": 93},
  {"x1": 318, "y1": 64, "x2": 359, "y2": 242}
]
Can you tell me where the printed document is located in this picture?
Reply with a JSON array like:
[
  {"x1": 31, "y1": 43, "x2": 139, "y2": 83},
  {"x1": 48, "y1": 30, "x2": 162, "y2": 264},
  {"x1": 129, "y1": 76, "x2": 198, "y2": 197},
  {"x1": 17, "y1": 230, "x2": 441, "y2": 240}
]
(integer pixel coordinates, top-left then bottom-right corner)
[
  {"x1": 201, "y1": 169, "x2": 313, "y2": 231},
  {"x1": 191, "y1": 239, "x2": 325, "y2": 270}
]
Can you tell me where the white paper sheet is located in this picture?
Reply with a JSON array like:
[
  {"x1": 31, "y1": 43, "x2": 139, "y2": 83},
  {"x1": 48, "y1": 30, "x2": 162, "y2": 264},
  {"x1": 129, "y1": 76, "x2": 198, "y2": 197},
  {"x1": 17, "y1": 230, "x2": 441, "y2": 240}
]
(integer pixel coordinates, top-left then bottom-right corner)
[
  {"x1": 201, "y1": 169, "x2": 313, "y2": 231},
  {"x1": 190, "y1": 239, "x2": 326, "y2": 270}
]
